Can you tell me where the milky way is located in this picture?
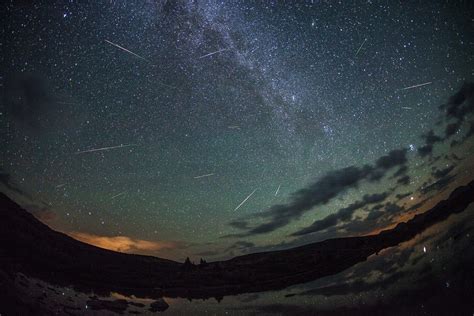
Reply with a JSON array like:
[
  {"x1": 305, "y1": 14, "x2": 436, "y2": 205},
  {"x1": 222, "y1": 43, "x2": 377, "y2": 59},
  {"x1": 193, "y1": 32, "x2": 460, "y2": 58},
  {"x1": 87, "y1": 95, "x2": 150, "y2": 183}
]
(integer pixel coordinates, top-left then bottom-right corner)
[{"x1": 1, "y1": 1, "x2": 473, "y2": 261}]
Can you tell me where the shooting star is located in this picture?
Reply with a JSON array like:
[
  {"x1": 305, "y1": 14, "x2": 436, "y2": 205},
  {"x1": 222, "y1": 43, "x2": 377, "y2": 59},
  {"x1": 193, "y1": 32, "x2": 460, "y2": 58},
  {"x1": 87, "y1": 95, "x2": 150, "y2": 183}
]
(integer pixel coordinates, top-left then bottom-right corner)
[
  {"x1": 194, "y1": 173, "x2": 215, "y2": 179},
  {"x1": 55, "y1": 183, "x2": 66, "y2": 189},
  {"x1": 228, "y1": 126, "x2": 241, "y2": 130},
  {"x1": 355, "y1": 38, "x2": 367, "y2": 57},
  {"x1": 74, "y1": 144, "x2": 137, "y2": 155},
  {"x1": 234, "y1": 188, "x2": 258, "y2": 211},
  {"x1": 57, "y1": 101, "x2": 78, "y2": 105},
  {"x1": 274, "y1": 184, "x2": 281, "y2": 196},
  {"x1": 111, "y1": 192, "x2": 126, "y2": 199},
  {"x1": 157, "y1": 82, "x2": 179, "y2": 90},
  {"x1": 199, "y1": 48, "x2": 228, "y2": 59},
  {"x1": 104, "y1": 39, "x2": 150, "y2": 62},
  {"x1": 402, "y1": 107, "x2": 413, "y2": 110},
  {"x1": 400, "y1": 81, "x2": 432, "y2": 91}
]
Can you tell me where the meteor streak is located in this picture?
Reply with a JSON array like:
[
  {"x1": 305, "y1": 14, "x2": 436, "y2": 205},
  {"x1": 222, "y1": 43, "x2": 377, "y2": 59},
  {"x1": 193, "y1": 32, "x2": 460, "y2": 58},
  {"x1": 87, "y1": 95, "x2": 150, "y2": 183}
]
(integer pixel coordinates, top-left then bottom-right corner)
[
  {"x1": 74, "y1": 144, "x2": 137, "y2": 155},
  {"x1": 400, "y1": 81, "x2": 432, "y2": 90},
  {"x1": 111, "y1": 192, "x2": 126, "y2": 199},
  {"x1": 194, "y1": 173, "x2": 215, "y2": 179},
  {"x1": 104, "y1": 39, "x2": 150, "y2": 62},
  {"x1": 355, "y1": 38, "x2": 367, "y2": 57},
  {"x1": 275, "y1": 184, "x2": 281, "y2": 196},
  {"x1": 199, "y1": 48, "x2": 228, "y2": 59},
  {"x1": 234, "y1": 188, "x2": 258, "y2": 211}
]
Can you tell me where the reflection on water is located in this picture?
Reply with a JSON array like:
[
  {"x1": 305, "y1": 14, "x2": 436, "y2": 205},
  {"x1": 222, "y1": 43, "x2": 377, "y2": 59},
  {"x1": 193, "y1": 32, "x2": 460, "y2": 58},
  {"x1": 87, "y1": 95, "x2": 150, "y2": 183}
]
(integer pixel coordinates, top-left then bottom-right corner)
[
  {"x1": 10, "y1": 204, "x2": 472, "y2": 315},
  {"x1": 162, "y1": 207, "x2": 473, "y2": 315}
]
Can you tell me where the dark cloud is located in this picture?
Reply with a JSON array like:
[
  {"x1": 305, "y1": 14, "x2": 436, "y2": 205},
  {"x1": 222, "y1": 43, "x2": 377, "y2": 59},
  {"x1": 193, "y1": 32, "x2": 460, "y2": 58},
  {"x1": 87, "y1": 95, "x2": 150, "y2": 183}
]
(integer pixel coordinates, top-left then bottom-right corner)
[
  {"x1": 417, "y1": 130, "x2": 443, "y2": 157},
  {"x1": 374, "y1": 149, "x2": 408, "y2": 169},
  {"x1": 420, "y1": 174, "x2": 456, "y2": 195},
  {"x1": 396, "y1": 175, "x2": 410, "y2": 185},
  {"x1": 406, "y1": 198, "x2": 430, "y2": 212},
  {"x1": 291, "y1": 192, "x2": 389, "y2": 236},
  {"x1": 465, "y1": 121, "x2": 474, "y2": 139},
  {"x1": 224, "y1": 241, "x2": 255, "y2": 253},
  {"x1": 228, "y1": 220, "x2": 251, "y2": 230},
  {"x1": 431, "y1": 165, "x2": 455, "y2": 179},
  {"x1": 453, "y1": 119, "x2": 474, "y2": 145},
  {"x1": 0, "y1": 182, "x2": 57, "y2": 222},
  {"x1": 445, "y1": 122, "x2": 461, "y2": 138},
  {"x1": 416, "y1": 84, "x2": 474, "y2": 157},
  {"x1": 341, "y1": 202, "x2": 404, "y2": 231},
  {"x1": 417, "y1": 144, "x2": 433, "y2": 157},
  {"x1": 450, "y1": 153, "x2": 462, "y2": 161},
  {"x1": 423, "y1": 130, "x2": 443, "y2": 146},
  {"x1": 440, "y1": 82, "x2": 474, "y2": 142},
  {"x1": 2, "y1": 73, "x2": 58, "y2": 130},
  {"x1": 229, "y1": 149, "x2": 408, "y2": 236},
  {"x1": 364, "y1": 209, "x2": 385, "y2": 221},
  {"x1": 385, "y1": 203, "x2": 403, "y2": 214},
  {"x1": 0, "y1": 169, "x2": 26, "y2": 197},
  {"x1": 362, "y1": 202, "x2": 403, "y2": 223},
  {"x1": 395, "y1": 192, "x2": 412, "y2": 200},
  {"x1": 243, "y1": 165, "x2": 374, "y2": 235},
  {"x1": 392, "y1": 165, "x2": 408, "y2": 178},
  {"x1": 442, "y1": 82, "x2": 474, "y2": 121},
  {"x1": 227, "y1": 85, "x2": 474, "y2": 238}
]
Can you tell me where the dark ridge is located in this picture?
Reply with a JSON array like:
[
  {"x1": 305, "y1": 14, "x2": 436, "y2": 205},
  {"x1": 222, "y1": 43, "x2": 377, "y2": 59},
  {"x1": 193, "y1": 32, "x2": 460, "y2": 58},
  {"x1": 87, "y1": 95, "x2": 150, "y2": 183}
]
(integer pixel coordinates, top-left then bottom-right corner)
[{"x1": 1, "y1": 179, "x2": 473, "y2": 301}]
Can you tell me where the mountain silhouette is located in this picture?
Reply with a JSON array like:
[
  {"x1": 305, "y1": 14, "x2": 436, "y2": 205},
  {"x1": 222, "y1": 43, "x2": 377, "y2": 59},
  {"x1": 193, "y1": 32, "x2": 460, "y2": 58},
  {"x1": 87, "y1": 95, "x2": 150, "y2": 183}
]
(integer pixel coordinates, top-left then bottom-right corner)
[{"x1": 1, "y1": 179, "x2": 473, "y2": 302}]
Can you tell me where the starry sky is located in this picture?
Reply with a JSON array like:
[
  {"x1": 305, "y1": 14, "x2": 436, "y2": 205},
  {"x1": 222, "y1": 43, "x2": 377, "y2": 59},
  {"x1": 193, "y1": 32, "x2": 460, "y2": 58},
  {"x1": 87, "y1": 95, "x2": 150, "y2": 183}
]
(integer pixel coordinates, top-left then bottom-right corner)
[{"x1": 1, "y1": 0, "x2": 474, "y2": 261}]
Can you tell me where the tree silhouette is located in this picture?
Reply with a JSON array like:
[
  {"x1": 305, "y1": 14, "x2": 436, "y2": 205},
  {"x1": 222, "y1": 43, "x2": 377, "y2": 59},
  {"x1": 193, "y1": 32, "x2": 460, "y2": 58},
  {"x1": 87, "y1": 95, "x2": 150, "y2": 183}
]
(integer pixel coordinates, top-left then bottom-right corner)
[{"x1": 183, "y1": 257, "x2": 194, "y2": 269}]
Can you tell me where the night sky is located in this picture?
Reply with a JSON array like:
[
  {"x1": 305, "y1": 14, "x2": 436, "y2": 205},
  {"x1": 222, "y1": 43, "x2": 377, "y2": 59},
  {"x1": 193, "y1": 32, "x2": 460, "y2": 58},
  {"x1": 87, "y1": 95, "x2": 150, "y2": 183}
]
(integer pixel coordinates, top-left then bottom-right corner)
[{"x1": 1, "y1": 0, "x2": 474, "y2": 261}]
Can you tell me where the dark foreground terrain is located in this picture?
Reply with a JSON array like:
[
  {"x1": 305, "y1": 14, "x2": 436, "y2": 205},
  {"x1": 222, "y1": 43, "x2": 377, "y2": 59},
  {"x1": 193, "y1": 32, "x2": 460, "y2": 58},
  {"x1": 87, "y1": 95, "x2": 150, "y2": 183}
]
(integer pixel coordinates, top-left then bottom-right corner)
[{"x1": 1, "y1": 180, "x2": 474, "y2": 307}]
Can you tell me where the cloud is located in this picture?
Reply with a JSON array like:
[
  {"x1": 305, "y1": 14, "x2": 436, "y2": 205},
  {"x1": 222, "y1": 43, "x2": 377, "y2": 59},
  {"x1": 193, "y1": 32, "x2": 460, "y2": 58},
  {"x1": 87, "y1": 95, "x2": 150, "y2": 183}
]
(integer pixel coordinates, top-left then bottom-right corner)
[
  {"x1": 374, "y1": 149, "x2": 408, "y2": 169},
  {"x1": 228, "y1": 85, "x2": 472, "y2": 238},
  {"x1": 229, "y1": 149, "x2": 407, "y2": 237},
  {"x1": 442, "y1": 82, "x2": 474, "y2": 121},
  {"x1": 0, "y1": 172, "x2": 55, "y2": 222},
  {"x1": 417, "y1": 130, "x2": 443, "y2": 157},
  {"x1": 440, "y1": 82, "x2": 474, "y2": 141},
  {"x1": 395, "y1": 192, "x2": 412, "y2": 200},
  {"x1": 224, "y1": 241, "x2": 255, "y2": 253},
  {"x1": 2, "y1": 73, "x2": 58, "y2": 130},
  {"x1": 68, "y1": 232, "x2": 177, "y2": 254},
  {"x1": 431, "y1": 165, "x2": 455, "y2": 179},
  {"x1": 364, "y1": 202, "x2": 403, "y2": 223},
  {"x1": 393, "y1": 165, "x2": 408, "y2": 178},
  {"x1": 445, "y1": 122, "x2": 462, "y2": 137},
  {"x1": 234, "y1": 165, "x2": 374, "y2": 236},
  {"x1": 417, "y1": 144, "x2": 434, "y2": 157},
  {"x1": 291, "y1": 192, "x2": 389, "y2": 236},
  {"x1": 420, "y1": 174, "x2": 456, "y2": 195},
  {"x1": 0, "y1": 169, "x2": 30, "y2": 199},
  {"x1": 416, "y1": 82, "x2": 474, "y2": 156},
  {"x1": 396, "y1": 175, "x2": 410, "y2": 185},
  {"x1": 465, "y1": 121, "x2": 474, "y2": 139},
  {"x1": 228, "y1": 220, "x2": 251, "y2": 230}
]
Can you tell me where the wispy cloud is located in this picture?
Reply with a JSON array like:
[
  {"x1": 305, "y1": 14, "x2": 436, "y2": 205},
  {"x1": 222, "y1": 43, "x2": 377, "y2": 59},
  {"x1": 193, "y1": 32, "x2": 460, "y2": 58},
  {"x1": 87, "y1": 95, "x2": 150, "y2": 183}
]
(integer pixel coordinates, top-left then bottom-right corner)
[{"x1": 228, "y1": 149, "x2": 408, "y2": 236}]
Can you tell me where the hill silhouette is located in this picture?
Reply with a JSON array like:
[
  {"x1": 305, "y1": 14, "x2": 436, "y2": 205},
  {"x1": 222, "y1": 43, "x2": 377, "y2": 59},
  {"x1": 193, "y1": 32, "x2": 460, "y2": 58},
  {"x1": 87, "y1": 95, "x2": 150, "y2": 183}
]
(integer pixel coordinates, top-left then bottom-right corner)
[{"x1": 1, "y1": 179, "x2": 473, "y2": 302}]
